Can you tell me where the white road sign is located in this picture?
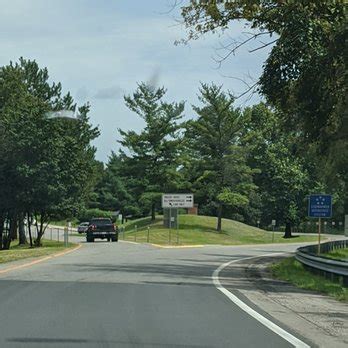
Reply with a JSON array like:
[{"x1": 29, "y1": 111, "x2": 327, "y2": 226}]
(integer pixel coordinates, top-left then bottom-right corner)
[{"x1": 162, "y1": 194, "x2": 194, "y2": 208}]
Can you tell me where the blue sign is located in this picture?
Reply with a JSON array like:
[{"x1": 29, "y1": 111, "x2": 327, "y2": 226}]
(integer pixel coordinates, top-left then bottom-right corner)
[{"x1": 308, "y1": 194, "x2": 332, "y2": 218}]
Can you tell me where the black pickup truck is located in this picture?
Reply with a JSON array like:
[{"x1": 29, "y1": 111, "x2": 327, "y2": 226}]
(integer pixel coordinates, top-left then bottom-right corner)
[{"x1": 86, "y1": 218, "x2": 118, "y2": 242}]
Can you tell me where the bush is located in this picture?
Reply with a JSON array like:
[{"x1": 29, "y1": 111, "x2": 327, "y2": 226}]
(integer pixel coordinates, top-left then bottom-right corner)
[{"x1": 77, "y1": 208, "x2": 116, "y2": 223}]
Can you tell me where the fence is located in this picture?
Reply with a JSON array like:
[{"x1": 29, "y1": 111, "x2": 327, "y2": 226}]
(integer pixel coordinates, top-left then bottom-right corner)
[
  {"x1": 23, "y1": 225, "x2": 74, "y2": 246},
  {"x1": 295, "y1": 239, "x2": 348, "y2": 286},
  {"x1": 121, "y1": 224, "x2": 180, "y2": 244}
]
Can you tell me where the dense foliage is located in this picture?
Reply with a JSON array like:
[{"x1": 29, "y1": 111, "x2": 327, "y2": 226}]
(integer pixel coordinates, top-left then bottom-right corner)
[
  {"x1": 92, "y1": 82, "x2": 345, "y2": 235},
  {"x1": 1, "y1": 1, "x2": 346, "y2": 242},
  {"x1": 179, "y1": 0, "x2": 348, "y2": 213},
  {"x1": 0, "y1": 58, "x2": 99, "y2": 248}
]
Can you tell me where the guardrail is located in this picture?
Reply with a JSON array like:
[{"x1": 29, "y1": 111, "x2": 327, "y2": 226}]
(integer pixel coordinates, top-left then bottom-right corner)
[{"x1": 295, "y1": 239, "x2": 348, "y2": 286}]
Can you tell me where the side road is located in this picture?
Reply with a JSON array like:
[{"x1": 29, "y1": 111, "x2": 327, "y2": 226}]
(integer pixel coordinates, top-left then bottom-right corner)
[{"x1": 219, "y1": 254, "x2": 348, "y2": 348}]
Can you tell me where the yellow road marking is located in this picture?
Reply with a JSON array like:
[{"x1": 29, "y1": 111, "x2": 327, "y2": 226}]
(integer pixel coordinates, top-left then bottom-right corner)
[
  {"x1": 150, "y1": 244, "x2": 204, "y2": 249},
  {"x1": 0, "y1": 244, "x2": 82, "y2": 275}
]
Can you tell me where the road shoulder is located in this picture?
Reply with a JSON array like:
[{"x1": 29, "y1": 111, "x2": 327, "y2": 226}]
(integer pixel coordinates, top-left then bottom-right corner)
[
  {"x1": 0, "y1": 244, "x2": 81, "y2": 275},
  {"x1": 219, "y1": 254, "x2": 348, "y2": 348}
]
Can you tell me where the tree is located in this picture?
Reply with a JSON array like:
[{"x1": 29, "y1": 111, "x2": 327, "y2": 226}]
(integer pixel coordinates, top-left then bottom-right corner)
[
  {"x1": 84, "y1": 159, "x2": 106, "y2": 210},
  {"x1": 0, "y1": 58, "x2": 99, "y2": 248},
  {"x1": 179, "y1": 1, "x2": 348, "y2": 211},
  {"x1": 118, "y1": 83, "x2": 185, "y2": 220},
  {"x1": 93, "y1": 153, "x2": 140, "y2": 222},
  {"x1": 185, "y1": 83, "x2": 256, "y2": 231},
  {"x1": 240, "y1": 103, "x2": 311, "y2": 237}
]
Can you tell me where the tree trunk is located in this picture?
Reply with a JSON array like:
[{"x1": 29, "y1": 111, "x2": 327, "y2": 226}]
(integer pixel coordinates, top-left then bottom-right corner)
[
  {"x1": 10, "y1": 215, "x2": 18, "y2": 240},
  {"x1": 0, "y1": 214, "x2": 4, "y2": 250},
  {"x1": 216, "y1": 203, "x2": 222, "y2": 232},
  {"x1": 151, "y1": 203, "x2": 156, "y2": 221},
  {"x1": 283, "y1": 221, "x2": 292, "y2": 238},
  {"x1": 2, "y1": 216, "x2": 14, "y2": 250},
  {"x1": 18, "y1": 213, "x2": 27, "y2": 245},
  {"x1": 27, "y1": 213, "x2": 33, "y2": 247},
  {"x1": 34, "y1": 217, "x2": 44, "y2": 247},
  {"x1": 2, "y1": 235, "x2": 11, "y2": 250},
  {"x1": 34, "y1": 213, "x2": 49, "y2": 247}
]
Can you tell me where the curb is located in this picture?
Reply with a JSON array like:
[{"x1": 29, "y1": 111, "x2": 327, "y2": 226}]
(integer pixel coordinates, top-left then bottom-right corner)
[{"x1": 150, "y1": 243, "x2": 204, "y2": 249}]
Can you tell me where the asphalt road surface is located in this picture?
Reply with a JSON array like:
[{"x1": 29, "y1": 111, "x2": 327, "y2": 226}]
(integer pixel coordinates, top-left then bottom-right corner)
[{"x1": 0, "y1": 239, "x2": 314, "y2": 348}]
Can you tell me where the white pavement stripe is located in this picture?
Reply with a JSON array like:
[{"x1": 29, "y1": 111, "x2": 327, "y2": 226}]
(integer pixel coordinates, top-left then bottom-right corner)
[{"x1": 212, "y1": 253, "x2": 311, "y2": 348}]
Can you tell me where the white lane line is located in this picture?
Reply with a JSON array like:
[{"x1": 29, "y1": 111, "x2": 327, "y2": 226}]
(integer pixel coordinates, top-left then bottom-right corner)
[{"x1": 212, "y1": 253, "x2": 310, "y2": 348}]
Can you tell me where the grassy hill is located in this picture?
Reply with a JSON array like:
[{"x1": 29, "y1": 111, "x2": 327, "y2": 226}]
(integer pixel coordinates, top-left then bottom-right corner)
[{"x1": 122, "y1": 215, "x2": 318, "y2": 246}]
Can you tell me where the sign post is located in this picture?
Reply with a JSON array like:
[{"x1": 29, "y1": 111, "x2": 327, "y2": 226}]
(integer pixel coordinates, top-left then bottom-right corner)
[
  {"x1": 308, "y1": 194, "x2": 332, "y2": 254},
  {"x1": 162, "y1": 194, "x2": 194, "y2": 244},
  {"x1": 271, "y1": 220, "x2": 276, "y2": 243},
  {"x1": 318, "y1": 217, "x2": 321, "y2": 254}
]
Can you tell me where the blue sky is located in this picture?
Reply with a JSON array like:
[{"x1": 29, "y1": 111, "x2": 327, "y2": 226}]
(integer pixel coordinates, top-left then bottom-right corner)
[{"x1": 0, "y1": 0, "x2": 272, "y2": 162}]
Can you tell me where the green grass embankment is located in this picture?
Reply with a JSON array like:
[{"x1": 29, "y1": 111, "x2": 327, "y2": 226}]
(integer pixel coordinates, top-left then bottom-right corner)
[
  {"x1": 323, "y1": 248, "x2": 348, "y2": 261},
  {"x1": 122, "y1": 215, "x2": 319, "y2": 246},
  {"x1": 271, "y1": 257, "x2": 347, "y2": 301}
]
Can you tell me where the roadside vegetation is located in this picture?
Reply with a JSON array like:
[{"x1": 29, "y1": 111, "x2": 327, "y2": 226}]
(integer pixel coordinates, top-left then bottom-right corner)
[
  {"x1": 323, "y1": 248, "x2": 348, "y2": 261},
  {"x1": 122, "y1": 215, "x2": 318, "y2": 246},
  {"x1": 0, "y1": 59, "x2": 99, "y2": 249},
  {"x1": 271, "y1": 257, "x2": 348, "y2": 302},
  {"x1": 0, "y1": 240, "x2": 76, "y2": 264},
  {"x1": 1, "y1": 2, "x2": 346, "y2": 251},
  {"x1": 50, "y1": 219, "x2": 79, "y2": 228}
]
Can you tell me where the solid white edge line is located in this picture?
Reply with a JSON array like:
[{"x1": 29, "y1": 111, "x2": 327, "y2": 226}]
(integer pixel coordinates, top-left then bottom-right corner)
[{"x1": 212, "y1": 253, "x2": 311, "y2": 348}]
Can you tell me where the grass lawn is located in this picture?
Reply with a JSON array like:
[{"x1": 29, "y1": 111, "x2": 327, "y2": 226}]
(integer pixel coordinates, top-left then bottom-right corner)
[
  {"x1": 271, "y1": 257, "x2": 348, "y2": 302},
  {"x1": 0, "y1": 240, "x2": 76, "y2": 264},
  {"x1": 121, "y1": 215, "x2": 319, "y2": 246},
  {"x1": 323, "y1": 247, "x2": 348, "y2": 261},
  {"x1": 123, "y1": 216, "x2": 155, "y2": 231}
]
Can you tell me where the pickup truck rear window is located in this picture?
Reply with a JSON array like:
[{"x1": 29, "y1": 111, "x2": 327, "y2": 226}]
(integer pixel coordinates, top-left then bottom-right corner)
[{"x1": 90, "y1": 219, "x2": 112, "y2": 225}]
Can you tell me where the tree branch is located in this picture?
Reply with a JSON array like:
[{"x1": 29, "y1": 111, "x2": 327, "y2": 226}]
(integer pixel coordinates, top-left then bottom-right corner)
[
  {"x1": 213, "y1": 31, "x2": 273, "y2": 67},
  {"x1": 249, "y1": 39, "x2": 278, "y2": 53}
]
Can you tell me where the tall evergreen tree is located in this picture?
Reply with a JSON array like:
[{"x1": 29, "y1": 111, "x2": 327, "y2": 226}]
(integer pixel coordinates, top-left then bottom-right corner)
[
  {"x1": 179, "y1": 1, "x2": 347, "y2": 214},
  {"x1": 185, "y1": 83, "x2": 256, "y2": 231},
  {"x1": 118, "y1": 83, "x2": 185, "y2": 220}
]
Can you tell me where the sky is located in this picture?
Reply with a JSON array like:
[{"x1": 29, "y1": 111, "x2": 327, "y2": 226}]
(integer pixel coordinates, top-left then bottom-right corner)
[{"x1": 0, "y1": 0, "x2": 272, "y2": 162}]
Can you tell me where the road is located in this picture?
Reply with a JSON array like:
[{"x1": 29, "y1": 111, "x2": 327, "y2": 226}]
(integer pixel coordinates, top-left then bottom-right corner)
[{"x1": 0, "y1": 239, "x2": 316, "y2": 347}]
